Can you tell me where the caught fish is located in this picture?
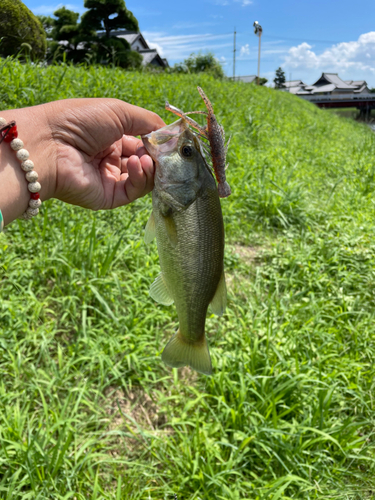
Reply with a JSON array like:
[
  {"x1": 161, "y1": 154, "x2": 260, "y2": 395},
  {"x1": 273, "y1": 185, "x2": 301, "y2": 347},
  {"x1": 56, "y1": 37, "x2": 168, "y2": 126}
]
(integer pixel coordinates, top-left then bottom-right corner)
[{"x1": 142, "y1": 117, "x2": 227, "y2": 375}]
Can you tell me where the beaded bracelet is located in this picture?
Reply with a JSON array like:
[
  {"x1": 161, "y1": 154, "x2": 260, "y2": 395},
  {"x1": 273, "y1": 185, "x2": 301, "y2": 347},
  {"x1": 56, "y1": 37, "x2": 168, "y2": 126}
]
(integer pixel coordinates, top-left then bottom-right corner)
[{"x1": 0, "y1": 117, "x2": 41, "y2": 220}]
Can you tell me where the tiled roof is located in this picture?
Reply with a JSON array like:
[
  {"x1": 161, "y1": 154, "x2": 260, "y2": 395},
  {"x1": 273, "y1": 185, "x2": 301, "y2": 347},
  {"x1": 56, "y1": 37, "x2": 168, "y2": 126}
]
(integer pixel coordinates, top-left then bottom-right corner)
[
  {"x1": 139, "y1": 49, "x2": 165, "y2": 67},
  {"x1": 313, "y1": 73, "x2": 355, "y2": 89},
  {"x1": 311, "y1": 83, "x2": 336, "y2": 93},
  {"x1": 117, "y1": 33, "x2": 139, "y2": 44},
  {"x1": 283, "y1": 74, "x2": 370, "y2": 96},
  {"x1": 283, "y1": 80, "x2": 305, "y2": 88},
  {"x1": 288, "y1": 86, "x2": 303, "y2": 94}
]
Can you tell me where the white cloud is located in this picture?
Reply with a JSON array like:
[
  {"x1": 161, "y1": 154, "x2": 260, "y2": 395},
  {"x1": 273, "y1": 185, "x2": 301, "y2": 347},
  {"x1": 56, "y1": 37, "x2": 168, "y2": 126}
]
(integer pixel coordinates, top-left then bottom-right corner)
[
  {"x1": 32, "y1": 3, "x2": 85, "y2": 15},
  {"x1": 284, "y1": 32, "x2": 375, "y2": 74},
  {"x1": 142, "y1": 31, "x2": 232, "y2": 61},
  {"x1": 240, "y1": 44, "x2": 250, "y2": 57},
  {"x1": 145, "y1": 40, "x2": 164, "y2": 57}
]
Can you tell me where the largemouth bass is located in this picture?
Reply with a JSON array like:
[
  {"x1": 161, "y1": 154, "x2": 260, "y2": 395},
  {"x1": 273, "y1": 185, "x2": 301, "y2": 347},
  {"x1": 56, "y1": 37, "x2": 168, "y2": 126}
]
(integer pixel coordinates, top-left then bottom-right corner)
[{"x1": 142, "y1": 118, "x2": 227, "y2": 375}]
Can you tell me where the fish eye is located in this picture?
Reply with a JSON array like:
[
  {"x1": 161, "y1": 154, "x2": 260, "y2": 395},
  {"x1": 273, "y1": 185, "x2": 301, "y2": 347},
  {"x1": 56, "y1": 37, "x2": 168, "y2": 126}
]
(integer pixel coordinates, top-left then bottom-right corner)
[{"x1": 180, "y1": 144, "x2": 193, "y2": 158}]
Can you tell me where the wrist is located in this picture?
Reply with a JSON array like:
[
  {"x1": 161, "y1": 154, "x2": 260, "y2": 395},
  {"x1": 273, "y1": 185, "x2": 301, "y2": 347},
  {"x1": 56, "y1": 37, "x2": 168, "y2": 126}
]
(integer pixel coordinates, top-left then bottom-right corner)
[{"x1": 0, "y1": 106, "x2": 56, "y2": 225}]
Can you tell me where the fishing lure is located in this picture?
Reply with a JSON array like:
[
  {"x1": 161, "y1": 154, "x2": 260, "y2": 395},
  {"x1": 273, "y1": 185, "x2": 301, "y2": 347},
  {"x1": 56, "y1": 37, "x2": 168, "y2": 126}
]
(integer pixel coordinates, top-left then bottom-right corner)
[{"x1": 165, "y1": 87, "x2": 231, "y2": 198}]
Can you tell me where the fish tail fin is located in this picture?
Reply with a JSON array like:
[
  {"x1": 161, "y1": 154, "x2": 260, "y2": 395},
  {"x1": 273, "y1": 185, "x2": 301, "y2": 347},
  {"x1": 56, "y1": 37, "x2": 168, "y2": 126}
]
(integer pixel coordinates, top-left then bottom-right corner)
[{"x1": 162, "y1": 330, "x2": 212, "y2": 376}]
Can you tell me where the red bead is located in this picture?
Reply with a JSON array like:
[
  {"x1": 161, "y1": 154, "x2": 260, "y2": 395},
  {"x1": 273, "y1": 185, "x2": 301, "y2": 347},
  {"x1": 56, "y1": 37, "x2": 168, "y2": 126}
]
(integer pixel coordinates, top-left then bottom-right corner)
[
  {"x1": 30, "y1": 192, "x2": 40, "y2": 200},
  {"x1": 2, "y1": 126, "x2": 18, "y2": 143}
]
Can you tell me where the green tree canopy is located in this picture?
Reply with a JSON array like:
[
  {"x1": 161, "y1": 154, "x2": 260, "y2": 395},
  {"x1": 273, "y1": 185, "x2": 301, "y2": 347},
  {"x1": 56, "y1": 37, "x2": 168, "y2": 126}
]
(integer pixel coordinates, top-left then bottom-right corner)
[
  {"x1": 52, "y1": 7, "x2": 80, "y2": 42},
  {"x1": 274, "y1": 67, "x2": 286, "y2": 88},
  {"x1": 95, "y1": 36, "x2": 142, "y2": 68},
  {"x1": 47, "y1": 6, "x2": 96, "y2": 63},
  {"x1": 81, "y1": 0, "x2": 138, "y2": 38},
  {"x1": 173, "y1": 52, "x2": 224, "y2": 79},
  {"x1": 0, "y1": 0, "x2": 46, "y2": 60},
  {"x1": 36, "y1": 15, "x2": 54, "y2": 35}
]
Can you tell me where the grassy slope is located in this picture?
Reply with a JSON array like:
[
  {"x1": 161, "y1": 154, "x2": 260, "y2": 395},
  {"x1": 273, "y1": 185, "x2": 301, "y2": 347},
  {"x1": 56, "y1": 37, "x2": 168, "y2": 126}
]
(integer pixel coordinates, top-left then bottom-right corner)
[{"x1": 1, "y1": 59, "x2": 375, "y2": 499}]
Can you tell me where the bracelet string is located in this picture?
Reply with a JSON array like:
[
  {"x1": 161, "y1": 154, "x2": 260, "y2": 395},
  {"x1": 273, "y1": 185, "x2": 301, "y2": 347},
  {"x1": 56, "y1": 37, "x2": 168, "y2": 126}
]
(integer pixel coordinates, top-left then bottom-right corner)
[{"x1": 0, "y1": 117, "x2": 42, "y2": 221}]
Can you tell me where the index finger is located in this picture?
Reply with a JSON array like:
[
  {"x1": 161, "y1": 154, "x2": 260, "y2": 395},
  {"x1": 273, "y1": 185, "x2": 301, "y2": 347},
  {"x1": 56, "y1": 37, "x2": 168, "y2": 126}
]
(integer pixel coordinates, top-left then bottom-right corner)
[{"x1": 121, "y1": 135, "x2": 147, "y2": 157}]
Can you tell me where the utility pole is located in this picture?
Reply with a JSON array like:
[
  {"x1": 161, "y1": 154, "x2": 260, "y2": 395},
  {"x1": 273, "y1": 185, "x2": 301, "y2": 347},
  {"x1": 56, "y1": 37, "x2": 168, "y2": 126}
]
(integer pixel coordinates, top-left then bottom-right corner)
[
  {"x1": 233, "y1": 28, "x2": 236, "y2": 80},
  {"x1": 253, "y1": 21, "x2": 263, "y2": 85}
]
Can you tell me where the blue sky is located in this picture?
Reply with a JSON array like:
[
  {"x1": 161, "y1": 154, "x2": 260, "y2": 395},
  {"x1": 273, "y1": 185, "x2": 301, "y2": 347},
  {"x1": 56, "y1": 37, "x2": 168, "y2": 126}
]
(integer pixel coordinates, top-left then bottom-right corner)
[{"x1": 25, "y1": 0, "x2": 375, "y2": 87}]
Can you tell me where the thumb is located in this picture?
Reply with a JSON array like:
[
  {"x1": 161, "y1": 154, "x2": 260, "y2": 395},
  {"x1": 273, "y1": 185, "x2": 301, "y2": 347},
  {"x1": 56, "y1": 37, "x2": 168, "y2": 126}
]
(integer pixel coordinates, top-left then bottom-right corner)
[{"x1": 44, "y1": 98, "x2": 166, "y2": 155}]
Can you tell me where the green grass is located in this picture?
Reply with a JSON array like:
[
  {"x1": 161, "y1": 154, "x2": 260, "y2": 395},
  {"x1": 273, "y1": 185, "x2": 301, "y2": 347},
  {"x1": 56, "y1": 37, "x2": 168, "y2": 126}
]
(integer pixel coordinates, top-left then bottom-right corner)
[{"x1": 1, "y1": 58, "x2": 375, "y2": 499}]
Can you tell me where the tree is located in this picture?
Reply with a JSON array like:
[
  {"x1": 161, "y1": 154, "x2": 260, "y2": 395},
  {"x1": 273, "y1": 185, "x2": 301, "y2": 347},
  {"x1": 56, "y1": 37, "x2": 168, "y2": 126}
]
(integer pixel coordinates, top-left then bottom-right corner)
[
  {"x1": 94, "y1": 36, "x2": 142, "y2": 68},
  {"x1": 46, "y1": 7, "x2": 93, "y2": 63},
  {"x1": 79, "y1": 0, "x2": 142, "y2": 69},
  {"x1": 52, "y1": 7, "x2": 80, "y2": 43},
  {"x1": 259, "y1": 77, "x2": 268, "y2": 86},
  {"x1": 274, "y1": 67, "x2": 286, "y2": 88},
  {"x1": 81, "y1": 0, "x2": 138, "y2": 38},
  {"x1": 0, "y1": 0, "x2": 46, "y2": 60},
  {"x1": 36, "y1": 15, "x2": 54, "y2": 35},
  {"x1": 173, "y1": 52, "x2": 224, "y2": 79}
]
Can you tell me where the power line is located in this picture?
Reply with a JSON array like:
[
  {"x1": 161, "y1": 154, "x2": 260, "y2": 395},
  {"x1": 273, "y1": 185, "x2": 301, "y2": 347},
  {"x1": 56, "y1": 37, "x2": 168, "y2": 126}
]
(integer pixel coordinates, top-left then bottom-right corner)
[{"x1": 202, "y1": 30, "x2": 366, "y2": 46}]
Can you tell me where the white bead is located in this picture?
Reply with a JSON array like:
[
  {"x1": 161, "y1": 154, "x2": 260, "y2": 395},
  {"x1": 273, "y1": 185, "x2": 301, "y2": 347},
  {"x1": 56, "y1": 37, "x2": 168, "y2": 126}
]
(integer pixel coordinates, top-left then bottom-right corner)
[
  {"x1": 28, "y1": 181, "x2": 41, "y2": 193},
  {"x1": 29, "y1": 198, "x2": 42, "y2": 209},
  {"x1": 10, "y1": 138, "x2": 24, "y2": 151},
  {"x1": 0, "y1": 117, "x2": 6, "y2": 126},
  {"x1": 16, "y1": 149, "x2": 29, "y2": 162},
  {"x1": 26, "y1": 170, "x2": 38, "y2": 182},
  {"x1": 21, "y1": 159, "x2": 34, "y2": 172},
  {"x1": 26, "y1": 207, "x2": 39, "y2": 217},
  {"x1": 21, "y1": 211, "x2": 33, "y2": 220}
]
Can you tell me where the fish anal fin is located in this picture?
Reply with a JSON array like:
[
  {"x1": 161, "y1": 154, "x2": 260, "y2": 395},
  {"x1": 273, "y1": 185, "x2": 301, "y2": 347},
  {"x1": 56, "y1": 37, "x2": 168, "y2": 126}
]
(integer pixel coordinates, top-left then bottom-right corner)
[
  {"x1": 162, "y1": 331, "x2": 212, "y2": 375},
  {"x1": 209, "y1": 271, "x2": 227, "y2": 316},
  {"x1": 149, "y1": 273, "x2": 174, "y2": 305},
  {"x1": 144, "y1": 211, "x2": 156, "y2": 244}
]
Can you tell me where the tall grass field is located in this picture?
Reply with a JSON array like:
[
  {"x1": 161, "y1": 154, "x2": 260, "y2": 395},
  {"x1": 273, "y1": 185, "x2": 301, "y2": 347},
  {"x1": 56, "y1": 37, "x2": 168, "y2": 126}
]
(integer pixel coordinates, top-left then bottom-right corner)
[{"x1": 1, "y1": 59, "x2": 375, "y2": 499}]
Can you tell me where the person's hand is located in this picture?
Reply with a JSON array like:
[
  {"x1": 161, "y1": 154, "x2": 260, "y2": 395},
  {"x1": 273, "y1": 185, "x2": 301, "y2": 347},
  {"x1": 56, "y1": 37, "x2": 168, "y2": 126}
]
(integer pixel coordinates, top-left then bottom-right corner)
[
  {"x1": 45, "y1": 98, "x2": 165, "y2": 210},
  {"x1": 1, "y1": 98, "x2": 165, "y2": 225}
]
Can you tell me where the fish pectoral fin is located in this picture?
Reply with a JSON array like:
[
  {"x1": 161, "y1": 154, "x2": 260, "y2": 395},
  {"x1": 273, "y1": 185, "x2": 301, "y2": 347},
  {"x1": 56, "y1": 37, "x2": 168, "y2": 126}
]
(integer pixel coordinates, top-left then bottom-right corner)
[
  {"x1": 162, "y1": 331, "x2": 212, "y2": 375},
  {"x1": 163, "y1": 215, "x2": 178, "y2": 247},
  {"x1": 149, "y1": 273, "x2": 174, "y2": 305},
  {"x1": 209, "y1": 271, "x2": 227, "y2": 316},
  {"x1": 144, "y1": 211, "x2": 156, "y2": 244}
]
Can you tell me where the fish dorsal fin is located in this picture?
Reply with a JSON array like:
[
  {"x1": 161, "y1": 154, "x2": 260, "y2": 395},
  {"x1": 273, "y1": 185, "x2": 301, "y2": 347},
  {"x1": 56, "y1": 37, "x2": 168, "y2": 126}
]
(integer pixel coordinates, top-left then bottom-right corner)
[
  {"x1": 209, "y1": 271, "x2": 227, "y2": 316},
  {"x1": 144, "y1": 211, "x2": 156, "y2": 244},
  {"x1": 150, "y1": 273, "x2": 174, "y2": 305}
]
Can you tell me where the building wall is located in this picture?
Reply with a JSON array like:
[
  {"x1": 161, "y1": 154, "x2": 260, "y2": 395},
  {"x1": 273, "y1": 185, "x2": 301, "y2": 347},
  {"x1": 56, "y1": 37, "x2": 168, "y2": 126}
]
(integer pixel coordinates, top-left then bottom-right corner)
[{"x1": 131, "y1": 39, "x2": 147, "y2": 51}]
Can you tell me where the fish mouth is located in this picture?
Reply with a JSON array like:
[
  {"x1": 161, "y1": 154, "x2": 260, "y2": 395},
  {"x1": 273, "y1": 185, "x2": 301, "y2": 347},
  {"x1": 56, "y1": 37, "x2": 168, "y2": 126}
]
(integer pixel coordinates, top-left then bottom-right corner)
[{"x1": 142, "y1": 118, "x2": 188, "y2": 161}]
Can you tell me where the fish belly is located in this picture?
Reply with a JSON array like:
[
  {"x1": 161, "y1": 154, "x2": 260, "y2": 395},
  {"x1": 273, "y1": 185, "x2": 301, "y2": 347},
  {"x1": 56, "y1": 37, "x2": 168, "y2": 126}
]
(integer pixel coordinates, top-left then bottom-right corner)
[{"x1": 153, "y1": 187, "x2": 224, "y2": 343}]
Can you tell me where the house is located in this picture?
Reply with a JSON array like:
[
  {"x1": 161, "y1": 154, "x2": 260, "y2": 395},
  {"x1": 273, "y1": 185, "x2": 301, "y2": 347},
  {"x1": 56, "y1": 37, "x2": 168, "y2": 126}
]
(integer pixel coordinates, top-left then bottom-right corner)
[
  {"x1": 101, "y1": 30, "x2": 168, "y2": 68},
  {"x1": 281, "y1": 73, "x2": 375, "y2": 116},
  {"x1": 282, "y1": 73, "x2": 371, "y2": 96}
]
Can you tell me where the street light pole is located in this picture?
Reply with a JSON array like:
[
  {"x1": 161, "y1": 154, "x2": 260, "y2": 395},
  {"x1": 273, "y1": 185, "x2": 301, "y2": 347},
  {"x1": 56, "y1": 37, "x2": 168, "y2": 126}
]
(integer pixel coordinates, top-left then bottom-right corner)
[
  {"x1": 253, "y1": 21, "x2": 263, "y2": 85},
  {"x1": 233, "y1": 28, "x2": 236, "y2": 80}
]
